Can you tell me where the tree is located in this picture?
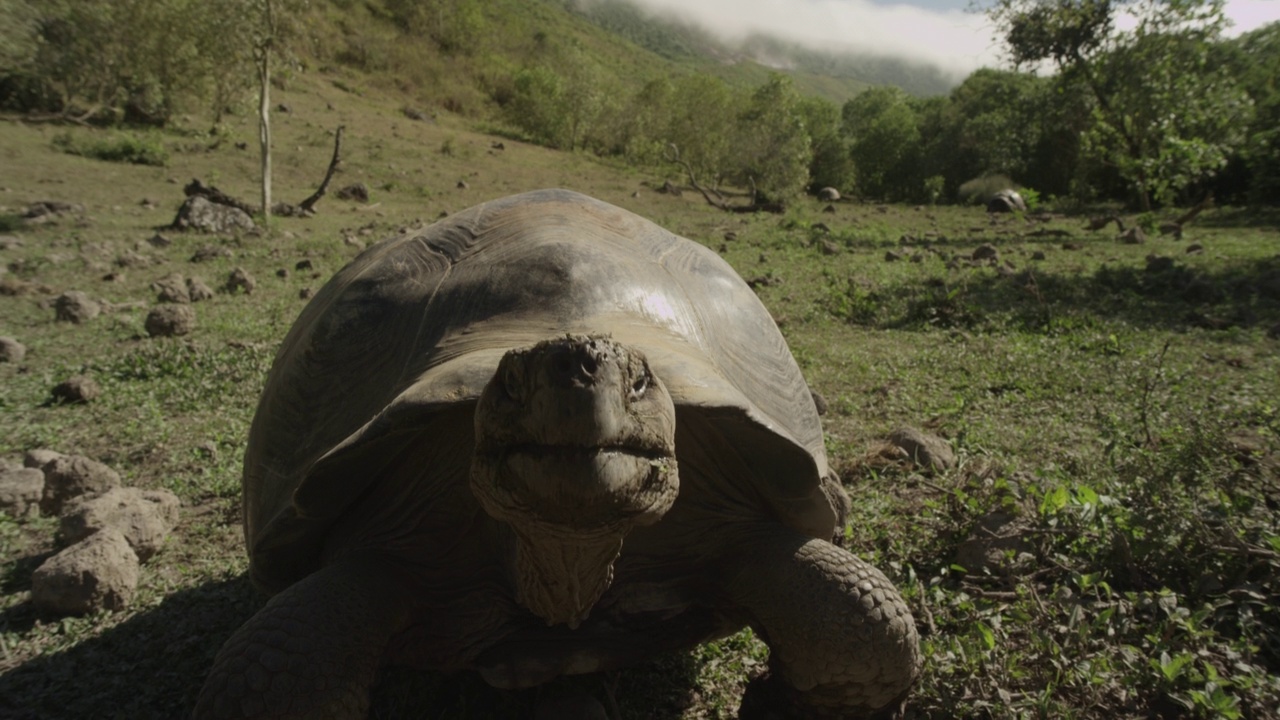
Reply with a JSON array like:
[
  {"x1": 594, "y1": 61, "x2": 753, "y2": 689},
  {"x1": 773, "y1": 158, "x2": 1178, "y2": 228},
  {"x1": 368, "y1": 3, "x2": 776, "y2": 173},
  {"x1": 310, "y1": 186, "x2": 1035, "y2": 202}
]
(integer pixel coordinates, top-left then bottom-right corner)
[
  {"x1": 843, "y1": 87, "x2": 921, "y2": 200},
  {"x1": 797, "y1": 96, "x2": 855, "y2": 194},
  {"x1": 988, "y1": 0, "x2": 1252, "y2": 209},
  {"x1": 734, "y1": 74, "x2": 811, "y2": 203}
]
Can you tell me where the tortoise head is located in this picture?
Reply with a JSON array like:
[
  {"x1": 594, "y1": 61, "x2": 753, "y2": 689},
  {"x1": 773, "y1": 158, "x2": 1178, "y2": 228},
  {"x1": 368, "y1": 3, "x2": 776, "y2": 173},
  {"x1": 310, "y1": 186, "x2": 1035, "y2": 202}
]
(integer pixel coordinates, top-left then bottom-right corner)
[{"x1": 471, "y1": 334, "x2": 679, "y2": 628}]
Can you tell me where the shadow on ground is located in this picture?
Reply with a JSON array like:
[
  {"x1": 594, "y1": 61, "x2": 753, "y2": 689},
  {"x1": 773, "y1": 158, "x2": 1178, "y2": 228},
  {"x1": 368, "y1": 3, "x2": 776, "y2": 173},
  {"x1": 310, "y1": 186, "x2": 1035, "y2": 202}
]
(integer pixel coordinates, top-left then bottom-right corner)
[{"x1": 0, "y1": 575, "x2": 704, "y2": 720}]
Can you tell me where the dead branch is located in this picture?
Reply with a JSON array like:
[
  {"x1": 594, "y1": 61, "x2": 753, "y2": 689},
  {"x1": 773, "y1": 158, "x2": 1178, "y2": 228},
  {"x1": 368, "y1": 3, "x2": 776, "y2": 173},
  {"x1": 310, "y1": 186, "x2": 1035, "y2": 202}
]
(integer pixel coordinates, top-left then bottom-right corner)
[
  {"x1": 297, "y1": 125, "x2": 345, "y2": 214},
  {"x1": 1175, "y1": 191, "x2": 1214, "y2": 227},
  {"x1": 664, "y1": 143, "x2": 784, "y2": 214}
]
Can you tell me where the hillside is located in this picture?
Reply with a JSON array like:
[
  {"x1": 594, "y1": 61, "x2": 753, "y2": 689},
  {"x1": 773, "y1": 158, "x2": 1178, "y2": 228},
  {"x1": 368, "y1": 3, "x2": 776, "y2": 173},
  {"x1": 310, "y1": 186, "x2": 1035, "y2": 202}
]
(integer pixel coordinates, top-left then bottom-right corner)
[{"x1": 561, "y1": 0, "x2": 957, "y2": 99}]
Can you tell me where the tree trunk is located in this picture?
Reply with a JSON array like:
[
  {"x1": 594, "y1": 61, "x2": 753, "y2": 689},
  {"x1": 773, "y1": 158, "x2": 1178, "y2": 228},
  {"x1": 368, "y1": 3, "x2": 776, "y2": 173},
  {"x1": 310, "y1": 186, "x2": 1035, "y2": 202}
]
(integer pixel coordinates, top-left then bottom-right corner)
[{"x1": 258, "y1": 47, "x2": 272, "y2": 221}]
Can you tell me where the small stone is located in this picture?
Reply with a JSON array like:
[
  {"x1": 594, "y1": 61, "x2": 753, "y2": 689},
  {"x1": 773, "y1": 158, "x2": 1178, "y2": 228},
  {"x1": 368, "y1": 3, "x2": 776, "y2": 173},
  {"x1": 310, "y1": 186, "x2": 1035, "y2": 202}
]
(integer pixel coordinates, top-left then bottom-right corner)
[
  {"x1": 51, "y1": 375, "x2": 101, "y2": 405},
  {"x1": 809, "y1": 388, "x2": 828, "y2": 416},
  {"x1": 299, "y1": 287, "x2": 314, "y2": 300},
  {"x1": 147, "y1": 233, "x2": 172, "y2": 248},
  {"x1": 59, "y1": 487, "x2": 181, "y2": 561},
  {"x1": 32, "y1": 527, "x2": 140, "y2": 615},
  {"x1": 971, "y1": 244, "x2": 999, "y2": 261},
  {"x1": 1031, "y1": 251, "x2": 1047, "y2": 261},
  {"x1": 887, "y1": 427, "x2": 956, "y2": 472},
  {"x1": 334, "y1": 183, "x2": 369, "y2": 203},
  {"x1": 145, "y1": 304, "x2": 197, "y2": 337},
  {"x1": 820, "y1": 239, "x2": 840, "y2": 256},
  {"x1": 152, "y1": 273, "x2": 191, "y2": 304},
  {"x1": 0, "y1": 336, "x2": 26, "y2": 362},
  {"x1": 226, "y1": 267, "x2": 255, "y2": 294},
  {"x1": 884, "y1": 250, "x2": 903, "y2": 262},
  {"x1": 295, "y1": 259, "x2": 314, "y2": 271},
  {"x1": 191, "y1": 245, "x2": 233, "y2": 263},
  {"x1": 186, "y1": 277, "x2": 215, "y2": 302},
  {"x1": 276, "y1": 268, "x2": 289, "y2": 278},
  {"x1": 457, "y1": 180, "x2": 469, "y2": 190},
  {"x1": 0, "y1": 467, "x2": 44, "y2": 517},
  {"x1": 1119, "y1": 226, "x2": 1146, "y2": 244},
  {"x1": 1185, "y1": 243, "x2": 1204, "y2": 255},
  {"x1": 54, "y1": 291, "x2": 101, "y2": 323}
]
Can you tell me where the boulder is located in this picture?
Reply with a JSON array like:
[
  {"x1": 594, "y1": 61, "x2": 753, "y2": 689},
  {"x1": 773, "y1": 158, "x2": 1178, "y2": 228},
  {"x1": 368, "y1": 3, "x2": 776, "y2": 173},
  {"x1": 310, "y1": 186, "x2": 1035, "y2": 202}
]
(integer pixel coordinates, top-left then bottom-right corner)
[
  {"x1": 226, "y1": 267, "x2": 256, "y2": 294},
  {"x1": 0, "y1": 467, "x2": 44, "y2": 517},
  {"x1": 171, "y1": 195, "x2": 256, "y2": 234},
  {"x1": 887, "y1": 427, "x2": 956, "y2": 472},
  {"x1": 54, "y1": 291, "x2": 101, "y2": 323},
  {"x1": 818, "y1": 187, "x2": 841, "y2": 202},
  {"x1": 51, "y1": 375, "x2": 101, "y2": 404},
  {"x1": 0, "y1": 336, "x2": 26, "y2": 362},
  {"x1": 186, "y1": 277, "x2": 215, "y2": 302},
  {"x1": 24, "y1": 448, "x2": 65, "y2": 470},
  {"x1": 59, "y1": 487, "x2": 181, "y2": 561},
  {"x1": 41, "y1": 455, "x2": 121, "y2": 515},
  {"x1": 152, "y1": 273, "x2": 191, "y2": 303},
  {"x1": 145, "y1": 304, "x2": 197, "y2": 337},
  {"x1": 31, "y1": 528, "x2": 140, "y2": 614}
]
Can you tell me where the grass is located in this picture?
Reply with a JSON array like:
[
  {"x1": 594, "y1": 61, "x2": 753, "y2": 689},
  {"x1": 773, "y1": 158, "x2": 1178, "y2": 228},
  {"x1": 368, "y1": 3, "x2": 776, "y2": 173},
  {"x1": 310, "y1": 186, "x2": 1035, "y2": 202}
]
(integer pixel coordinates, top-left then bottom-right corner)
[{"x1": 1, "y1": 67, "x2": 1278, "y2": 720}]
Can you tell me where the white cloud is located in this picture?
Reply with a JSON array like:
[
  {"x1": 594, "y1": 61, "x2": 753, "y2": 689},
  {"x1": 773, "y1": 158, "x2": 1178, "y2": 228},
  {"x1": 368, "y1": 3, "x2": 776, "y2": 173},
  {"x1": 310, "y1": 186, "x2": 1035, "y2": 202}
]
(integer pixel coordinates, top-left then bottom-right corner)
[{"x1": 626, "y1": 0, "x2": 1280, "y2": 79}]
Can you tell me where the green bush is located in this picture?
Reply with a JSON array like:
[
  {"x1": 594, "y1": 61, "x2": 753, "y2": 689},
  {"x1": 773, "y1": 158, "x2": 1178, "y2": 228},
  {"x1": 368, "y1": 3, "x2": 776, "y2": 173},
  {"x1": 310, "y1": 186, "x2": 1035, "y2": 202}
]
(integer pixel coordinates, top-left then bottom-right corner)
[{"x1": 52, "y1": 131, "x2": 169, "y2": 166}]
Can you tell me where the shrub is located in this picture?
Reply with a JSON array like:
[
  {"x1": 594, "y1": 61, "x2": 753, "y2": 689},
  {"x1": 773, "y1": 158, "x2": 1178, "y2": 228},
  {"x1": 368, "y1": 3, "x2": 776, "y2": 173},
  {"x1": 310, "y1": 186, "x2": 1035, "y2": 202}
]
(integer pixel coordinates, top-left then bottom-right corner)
[{"x1": 52, "y1": 131, "x2": 169, "y2": 166}]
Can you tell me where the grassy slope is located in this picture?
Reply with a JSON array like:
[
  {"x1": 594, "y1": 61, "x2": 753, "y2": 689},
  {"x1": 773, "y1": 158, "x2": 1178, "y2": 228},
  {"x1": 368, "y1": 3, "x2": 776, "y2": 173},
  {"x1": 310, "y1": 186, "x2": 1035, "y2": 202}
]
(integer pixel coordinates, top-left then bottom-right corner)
[{"x1": 1, "y1": 64, "x2": 1278, "y2": 719}]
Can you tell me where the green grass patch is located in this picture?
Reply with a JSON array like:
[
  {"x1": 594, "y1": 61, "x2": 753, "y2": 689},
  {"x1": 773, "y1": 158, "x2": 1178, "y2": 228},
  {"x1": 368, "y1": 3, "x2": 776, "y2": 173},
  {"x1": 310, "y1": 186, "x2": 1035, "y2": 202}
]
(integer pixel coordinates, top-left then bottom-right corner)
[{"x1": 51, "y1": 130, "x2": 169, "y2": 166}]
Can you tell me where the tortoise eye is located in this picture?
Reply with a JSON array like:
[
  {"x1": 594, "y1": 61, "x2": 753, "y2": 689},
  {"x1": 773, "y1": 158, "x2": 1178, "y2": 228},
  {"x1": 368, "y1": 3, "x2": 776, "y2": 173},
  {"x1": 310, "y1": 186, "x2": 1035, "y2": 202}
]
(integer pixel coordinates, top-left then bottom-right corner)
[
  {"x1": 630, "y1": 372, "x2": 649, "y2": 399},
  {"x1": 502, "y1": 363, "x2": 524, "y2": 403}
]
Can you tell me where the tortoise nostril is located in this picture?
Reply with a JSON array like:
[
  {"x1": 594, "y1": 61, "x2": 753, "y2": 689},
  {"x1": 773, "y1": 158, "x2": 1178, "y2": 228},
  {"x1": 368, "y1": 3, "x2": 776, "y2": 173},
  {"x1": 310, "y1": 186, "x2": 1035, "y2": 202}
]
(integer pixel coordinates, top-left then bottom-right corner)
[{"x1": 581, "y1": 354, "x2": 598, "y2": 376}]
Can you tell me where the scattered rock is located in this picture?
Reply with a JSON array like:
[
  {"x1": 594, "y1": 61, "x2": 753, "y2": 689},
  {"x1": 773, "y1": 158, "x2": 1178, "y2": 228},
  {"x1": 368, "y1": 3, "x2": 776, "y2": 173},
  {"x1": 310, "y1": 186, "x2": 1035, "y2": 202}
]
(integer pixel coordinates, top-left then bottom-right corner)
[
  {"x1": 886, "y1": 427, "x2": 955, "y2": 472},
  {"x1": 115, "y1": 249, "x2": 155, "y2": 268},
  {"x1": 59, "y1": 487, "x2": 181, "y2": 561},
  {"x1": 24, "y1": 449, "x2": 65, "y2": 470},
  {"x1": 809, "y1": 388, "x2": 828, "y2": 416},
  {"x1": 1186, "y1": 243, "x2": 1204, "y2": 255},
  {"x1": 884, "y1": 250, "x2": 904, "y2": 262},
  {"x1": 0, "y1": 467, "x2": 44, "y2": 517},
  {"x1": 190, "y1": 245, "x2": 233, "y2": 263},
  {"x1": 299, "y1": 287, "x2": 314, "y2": 300},
  {"x1": 295, "y1": 259, "x2": 314, "y2": 271},
  {"x1": 402, "y1": 107, "x2": 428, "y2": 121},
  {"x1": 954, "y1": 511, "x2": 1036, "y2": 575},
  {"x1": 819, "y1": 239, "x2": 840, "y2": 256},
  {"x1": 147, "y1": 233, "x2": 172, "y2": 248},
  {"x1": 335, "y1": 183, "x2": 370, "y2": 202},
  {"x1": 822, "y1": 204, "x2": 836, "y2": 213},
  {"x1": 1119, "y1": 226, "x2": 1146, "y2": 244},
  {"x1": 145, "y1": 304, "x2": 197, "y2": 337},
  {"x1": 276, "y1": 102, "x2": 291, "y2": 114},
  {"x1": 51, "y1": 375, "x2": 101, "y2": 405},
  {"x1": 226, "y1": 267, "x2": 256, "y2": 294},
  {"x1": 22, "y1": 200, "x2": 85, "y2": 225},
  {"x1": 152, "y1": 273, "x2": 191, "y2": 304},
  {"x1": 818, "y1": 187, "x2": 841, "y2": 202},
  {"x1": 276, "y1": 268, "x2": 289, "y2": 278},
  {"x1": 54, "y1": 291, "x2": 101, "y2": 323},
  {"x1": 1145, "y1": 255, "x2": 1175, "y2": 273},
  {"x1": 0, "y1": 235, "x2": 23, "y2": 250},
  {"x1": 0, "y1": 335, "x2": 26, "y2": 362},
  {"x1": 170, "y1": 195, "x2": 256, "y2": 234},
  {"x1": 659, "y1": 180, "x2": 681, "y2": 196},
  {"x1": 1061, "y1": 242, "x2": 1082, "y2": 251},
  {"x1": 971, "y1": 244, "x2": 999, "y2": 261},
  {"x1": 1030, "y1": 250, "x2": 1047, "y2": 261},
  {"x1": 32, "y1": 527, "x2": 140, "y2": 614},
  {"x1": 41, "y1": 455, "x2": 121, "y2": 515},
  {"x1": 186, "y1": 277, "x2": 215, "y2": 302}
]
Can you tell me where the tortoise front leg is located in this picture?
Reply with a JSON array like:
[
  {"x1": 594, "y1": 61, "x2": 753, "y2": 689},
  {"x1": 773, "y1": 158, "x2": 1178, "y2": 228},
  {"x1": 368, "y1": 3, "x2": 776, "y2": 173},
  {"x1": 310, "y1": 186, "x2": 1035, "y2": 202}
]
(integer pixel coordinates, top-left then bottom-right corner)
[
  {"x1": 722, "y1": 529, "x2": 921, "y2": 719},
  {"x1": 193, "y1": 557, "x2": 414, "y2": 720}
]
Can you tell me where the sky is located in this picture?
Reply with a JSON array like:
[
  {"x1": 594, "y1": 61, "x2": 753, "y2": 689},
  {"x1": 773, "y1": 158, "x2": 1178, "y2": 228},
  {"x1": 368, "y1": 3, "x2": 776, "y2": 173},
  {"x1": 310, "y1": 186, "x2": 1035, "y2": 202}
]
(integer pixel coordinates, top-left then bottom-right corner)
[{"x1": 627, "y1": 0, "x2": 1280, "y2": 79}]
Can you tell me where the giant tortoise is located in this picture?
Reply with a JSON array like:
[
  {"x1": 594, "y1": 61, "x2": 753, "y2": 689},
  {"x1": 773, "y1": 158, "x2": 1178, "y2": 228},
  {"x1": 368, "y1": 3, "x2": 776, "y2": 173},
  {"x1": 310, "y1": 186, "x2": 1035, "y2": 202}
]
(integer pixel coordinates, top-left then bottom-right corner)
[{"x1": 195, "y1": 189, "x2": 920, "y2": 719}]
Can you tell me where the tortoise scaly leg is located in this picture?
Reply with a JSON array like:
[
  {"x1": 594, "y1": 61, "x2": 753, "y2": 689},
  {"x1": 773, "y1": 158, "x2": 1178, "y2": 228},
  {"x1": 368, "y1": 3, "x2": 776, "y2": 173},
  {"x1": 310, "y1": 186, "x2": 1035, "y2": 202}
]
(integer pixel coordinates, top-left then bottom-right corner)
[
  {"x1": 723, "y1": 530, "x2": 921, "y2": 719},
  {"x1": 194, "y1": 558, "x2": 413, "y2": 720}
]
